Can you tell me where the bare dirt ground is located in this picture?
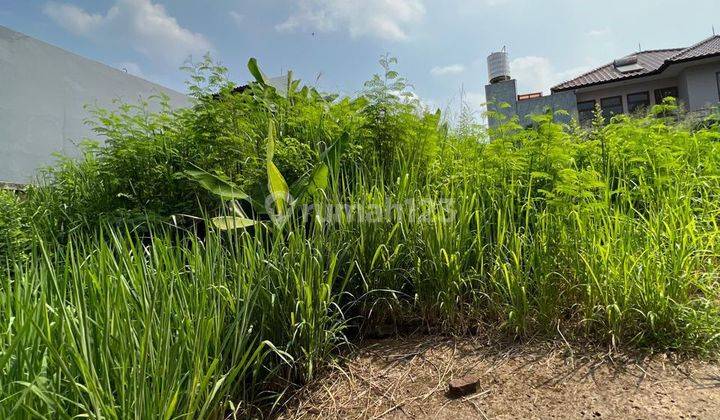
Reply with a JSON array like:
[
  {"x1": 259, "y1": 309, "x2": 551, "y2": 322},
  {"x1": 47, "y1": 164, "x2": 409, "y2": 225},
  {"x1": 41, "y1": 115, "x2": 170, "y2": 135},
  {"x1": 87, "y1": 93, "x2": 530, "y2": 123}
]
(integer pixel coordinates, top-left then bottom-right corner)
[{"x1": 278, "y1": 335, "x2": 720, "y2": 419}]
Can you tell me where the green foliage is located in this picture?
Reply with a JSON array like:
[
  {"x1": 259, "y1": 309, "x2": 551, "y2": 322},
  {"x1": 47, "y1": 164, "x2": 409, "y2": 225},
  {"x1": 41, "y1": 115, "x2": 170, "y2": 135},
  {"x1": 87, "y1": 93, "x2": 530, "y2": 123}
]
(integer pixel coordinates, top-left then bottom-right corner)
[
  {"x1": 360, "y1": 54, "x2": 442, "y2": 175},
  {"x1": 0, "y1": 190, "x2": 29, "y2": 262},
  {"x1": 0, "y1": 228, "x2": 344, "y2": 419},
  {"x1": 26, "y1": 55, "x2": 379, "y2": 234},
  {"x1": 3, "y1": 55, "x2": 720, "y2": 418},
  {"x1": 187, "y1": 118, "x2": 350, "y2": 231}
]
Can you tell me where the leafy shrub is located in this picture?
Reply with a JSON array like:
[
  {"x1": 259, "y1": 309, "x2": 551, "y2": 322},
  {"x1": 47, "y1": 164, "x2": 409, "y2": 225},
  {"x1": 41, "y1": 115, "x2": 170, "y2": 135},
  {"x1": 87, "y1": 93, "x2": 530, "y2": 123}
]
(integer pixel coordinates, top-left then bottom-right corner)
[
  {"x1": 0, "y1": 190, "x2": 29, "y2": 262},
  {"x1": 26, "y1": 55, "x2": 444, "y2": 236},
  {"x1": 4, "y1": 55, "x2": 720, "y2": 418}
]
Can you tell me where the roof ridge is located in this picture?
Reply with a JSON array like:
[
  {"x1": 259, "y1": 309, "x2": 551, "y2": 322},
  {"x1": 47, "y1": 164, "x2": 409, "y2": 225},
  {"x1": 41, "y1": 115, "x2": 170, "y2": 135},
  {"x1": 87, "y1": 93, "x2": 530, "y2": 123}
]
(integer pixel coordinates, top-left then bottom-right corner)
[
  {"x1": 669, "y1": 34, "x2": 720, "y2": 60},
  {"x1": 615, "y1": 48, "x2": 684, "y2": 60},
  {"x1": 637, "y1": 47, "x2": 685, "y2": 53}
]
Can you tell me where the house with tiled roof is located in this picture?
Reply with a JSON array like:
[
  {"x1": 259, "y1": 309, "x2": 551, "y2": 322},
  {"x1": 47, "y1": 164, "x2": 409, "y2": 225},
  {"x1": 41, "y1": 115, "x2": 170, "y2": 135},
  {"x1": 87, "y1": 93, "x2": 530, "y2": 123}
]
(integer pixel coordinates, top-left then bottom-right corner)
[{"x1": 485, "y1": 35, "x2": 720, "y2": 128}]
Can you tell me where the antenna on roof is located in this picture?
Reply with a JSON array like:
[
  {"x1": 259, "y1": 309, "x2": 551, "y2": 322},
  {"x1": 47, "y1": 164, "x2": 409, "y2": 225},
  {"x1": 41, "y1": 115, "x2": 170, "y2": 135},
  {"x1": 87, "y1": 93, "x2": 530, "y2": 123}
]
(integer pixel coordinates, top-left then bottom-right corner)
[
  {"x1": 638, "y1": 43, "x2": 642, "y2": 52},
  {"x1": 713, "y1": 25, "x2": 716, "y2": 36}
]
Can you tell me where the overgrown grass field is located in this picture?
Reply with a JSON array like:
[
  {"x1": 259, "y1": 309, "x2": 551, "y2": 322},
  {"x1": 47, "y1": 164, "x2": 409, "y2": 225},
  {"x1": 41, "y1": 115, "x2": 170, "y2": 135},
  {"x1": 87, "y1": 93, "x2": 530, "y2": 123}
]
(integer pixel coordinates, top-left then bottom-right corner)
[{"x1": 2, "y1": 57, "x2": 720, "y2": 418}]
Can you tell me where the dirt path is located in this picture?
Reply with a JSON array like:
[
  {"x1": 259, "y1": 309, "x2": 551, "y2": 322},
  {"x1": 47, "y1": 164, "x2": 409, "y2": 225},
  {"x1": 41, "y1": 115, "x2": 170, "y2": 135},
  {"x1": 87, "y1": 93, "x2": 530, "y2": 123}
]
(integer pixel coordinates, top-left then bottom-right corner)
[{"x1": 279, "y1": 336, "x2": 720, "y2": 419}]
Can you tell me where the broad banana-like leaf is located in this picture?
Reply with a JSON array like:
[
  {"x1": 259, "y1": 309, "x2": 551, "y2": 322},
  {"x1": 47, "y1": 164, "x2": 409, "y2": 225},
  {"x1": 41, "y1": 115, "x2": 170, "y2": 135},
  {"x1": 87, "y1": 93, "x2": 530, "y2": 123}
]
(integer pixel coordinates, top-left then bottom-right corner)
[
  {"x1": 291, "y1": 163, "x2": 329, "y2": 199},
  {"x1": 231, "y1": 200, "x2": 248, "y2": 217},
  {"x1": 267, "y1": 160, "x2": 289, "y2": 215},
  {"x1": 265, "y1": 119, "x2": 288, "y2": 215},
  {"x1": 211, "y1": 216, "x2": 258, "y2": 230},
  {"x1": 184, "y1": 169, "x2": 249, "y2": 201},
  {"x1": 248, "y1": 58, "x2": 268, "y2": 85},
  {"x1": 287, "y1": 132, "x2": 346, "y2": 200},
  {"x1": 290, "y1": 78, "x2": 301, "y2": 94},
  {"x1": 266, "y1": 120, "x2": 276, "y2": 163},
  {"x1": 307, "y1": 164, "x2": 329, "y2": 194}
]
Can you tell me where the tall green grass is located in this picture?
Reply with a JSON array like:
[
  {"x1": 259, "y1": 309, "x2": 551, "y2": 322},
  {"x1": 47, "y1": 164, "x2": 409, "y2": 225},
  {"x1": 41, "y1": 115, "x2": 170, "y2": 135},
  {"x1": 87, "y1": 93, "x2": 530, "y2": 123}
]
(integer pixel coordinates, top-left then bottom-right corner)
[
  {"x1": 2, "y1": 65, "x2": 720, "y2": 417},
  {"x1": 0, "y1": 226, "x2": 350, "y2": 418}
]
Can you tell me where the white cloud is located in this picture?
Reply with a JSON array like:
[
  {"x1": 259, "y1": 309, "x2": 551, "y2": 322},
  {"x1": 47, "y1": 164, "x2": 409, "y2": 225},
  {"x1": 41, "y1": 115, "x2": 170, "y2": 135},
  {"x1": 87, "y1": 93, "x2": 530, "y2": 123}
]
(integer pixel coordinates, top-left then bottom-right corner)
[
  {"x1": 462, "y1": 91, "x2": 487, "y2": 117},
  {"x1": 430, "y1": 64, "x2": 465, "y2": 76},
  {"x1": 229, "y1": 11, "x2": 244, "y2": 26},
  {"x1": 510, "y1": 56, "x2": 591, "y2": 94},
  {"x1": 480, "y1": 0, "x2": 510, "y2": 5},
  {"x1": 455, "y1": 0, "x2": 512, "y2": 14},
  {"x1": 555, "y1": 65, "x2": 594, "y2": 87},
  {"x1": 510, "y1": 56, "x2": 554, "y2": 94},
  {"x1": 43, "y1": 0, "x2": 212, "y2": 66},
  {"x1": 42, "y1": 2, "x2": 103, "y2": 35},
  {"x1": 463, "y1": 91, "x2": 486, "y2": 106},
  {"x1": 276, "y1": 0, "x2": 425, "y2": 41},
  {"x1": 587, "y1": 27, "x2": 611, "y2": 37}
]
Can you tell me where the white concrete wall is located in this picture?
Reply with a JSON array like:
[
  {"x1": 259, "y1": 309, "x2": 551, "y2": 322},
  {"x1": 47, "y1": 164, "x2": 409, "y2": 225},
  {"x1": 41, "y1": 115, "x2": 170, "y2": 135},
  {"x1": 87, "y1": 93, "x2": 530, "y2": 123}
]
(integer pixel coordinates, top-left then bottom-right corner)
[
  {"x1": 679, "y1": 62, "x2": 720, "y2": 111},
  {"x1": 0, "y1": 26, "x2": 190, "y2": 184}
]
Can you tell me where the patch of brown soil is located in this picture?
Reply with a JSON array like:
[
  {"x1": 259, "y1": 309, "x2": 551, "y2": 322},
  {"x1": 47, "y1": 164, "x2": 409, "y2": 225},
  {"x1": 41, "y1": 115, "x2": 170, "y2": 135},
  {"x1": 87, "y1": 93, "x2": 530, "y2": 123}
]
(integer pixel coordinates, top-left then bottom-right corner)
[{"x1": 278, "y1": 336, "x2": 720, "y2": 419}]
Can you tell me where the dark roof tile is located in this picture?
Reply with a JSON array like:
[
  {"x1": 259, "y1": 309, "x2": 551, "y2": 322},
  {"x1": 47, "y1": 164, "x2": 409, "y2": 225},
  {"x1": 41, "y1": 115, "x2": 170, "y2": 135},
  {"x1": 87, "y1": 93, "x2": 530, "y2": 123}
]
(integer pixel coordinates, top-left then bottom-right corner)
[
  {"x1": 551, "y1": 36, "x2": 720, "y2": 92},
  {"x1": 670, "y1": 35, "x2": 720, "y2": 61}
]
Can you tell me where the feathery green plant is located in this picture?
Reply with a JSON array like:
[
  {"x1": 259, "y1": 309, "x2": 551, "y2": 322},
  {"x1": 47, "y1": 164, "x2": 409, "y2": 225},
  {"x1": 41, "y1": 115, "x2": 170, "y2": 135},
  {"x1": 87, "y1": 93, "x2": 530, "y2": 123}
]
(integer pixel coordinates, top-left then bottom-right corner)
[{"x1": 2, "y1": 56, "x2": 720, "y2": 418}]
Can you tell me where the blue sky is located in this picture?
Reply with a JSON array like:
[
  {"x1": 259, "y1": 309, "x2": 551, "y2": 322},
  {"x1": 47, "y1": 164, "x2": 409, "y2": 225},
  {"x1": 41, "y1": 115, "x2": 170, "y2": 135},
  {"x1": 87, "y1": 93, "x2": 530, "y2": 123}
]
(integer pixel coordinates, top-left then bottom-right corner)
[{"x1": 2, "y1": 0, "x2": 719, "y2": 113}]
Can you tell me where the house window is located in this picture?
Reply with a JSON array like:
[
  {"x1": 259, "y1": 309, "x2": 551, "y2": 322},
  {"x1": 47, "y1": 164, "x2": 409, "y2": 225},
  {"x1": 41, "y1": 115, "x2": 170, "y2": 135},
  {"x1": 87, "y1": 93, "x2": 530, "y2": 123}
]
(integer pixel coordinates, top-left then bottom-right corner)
[
  {"x1": 716, "y1": 72, "x2": 720, "y2": 101},
  {"x1": 600, "y1": 96, "x2": 624, "y2": 120},
  {"x1": 577, "y1": 100, "x2": 596, "y2": 124},
  {"x1": 627, "y1": 92, "x2": 650, "y2": 113},
  {"x1": 654, "y1": 87, "x2": 679, "y2": 105}
]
